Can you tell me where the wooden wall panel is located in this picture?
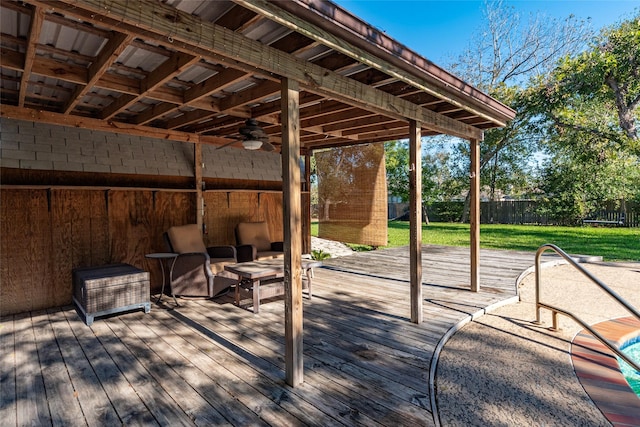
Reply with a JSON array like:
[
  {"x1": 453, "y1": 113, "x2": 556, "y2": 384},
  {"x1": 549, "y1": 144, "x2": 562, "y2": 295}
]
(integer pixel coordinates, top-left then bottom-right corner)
[
  {"x1": 50, "y1": 190, "x2": 78, "y2": 309},
  {"x1": 50, "y1": 190, "x2": 111, "y2": 309},
  {"x1": 0, "y1": 190, "x2": 52, "y2": 314},
  {"x1": 259, "y1": 193, "x2": 284, "y2": 242},
  {"x1": 30, "y1": 191, "x2": 54, "y2": 311},
  {"x1": 147, "y1": 192, "x2": 195, "y2": 292},
  {"x1": 203, "y1": 191, "x2": 285, "y2": 247},
  {"x1": 152, "y1": 191, "x2": 196, "y2": 251},
  {"x1": 204, "y1": 192, "x2": 233, "y2": 245},
  {"x1": 204, "y1": 192, "x2": 259, "y2": 246},
  {"x1": 108, "y1": 191, "x2": 154, "y2": 270},
  {"x1": 90, "y1": 191, "x2": 110, "y2": 266}
]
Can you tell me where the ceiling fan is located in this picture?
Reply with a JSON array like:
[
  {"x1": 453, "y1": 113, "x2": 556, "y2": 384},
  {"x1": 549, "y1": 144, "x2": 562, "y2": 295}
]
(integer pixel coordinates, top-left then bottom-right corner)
[{"x1": 237, "y1": 118, "x2": 275, "y2": 151}]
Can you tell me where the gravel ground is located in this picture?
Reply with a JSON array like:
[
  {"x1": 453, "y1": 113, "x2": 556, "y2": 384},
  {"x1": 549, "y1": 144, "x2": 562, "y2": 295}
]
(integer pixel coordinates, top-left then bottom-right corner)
[
  {"x1": 310, "y1": 236, "x2": 355, "y2": 258},
  {"x1": 435, "y1": 261, "x2": 640, "y2": 426}
]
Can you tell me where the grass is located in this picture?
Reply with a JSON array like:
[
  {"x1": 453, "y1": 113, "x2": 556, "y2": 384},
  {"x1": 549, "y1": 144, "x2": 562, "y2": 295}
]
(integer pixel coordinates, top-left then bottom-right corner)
[{"x1": 311, "y1": 221, "x2": 640, "y2": 261}]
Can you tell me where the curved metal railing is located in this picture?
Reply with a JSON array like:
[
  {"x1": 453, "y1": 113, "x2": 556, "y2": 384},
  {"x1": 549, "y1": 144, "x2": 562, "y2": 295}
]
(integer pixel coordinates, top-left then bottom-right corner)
[{"x1": 535, "y1": 243, "x2": 640, "y2": 373}]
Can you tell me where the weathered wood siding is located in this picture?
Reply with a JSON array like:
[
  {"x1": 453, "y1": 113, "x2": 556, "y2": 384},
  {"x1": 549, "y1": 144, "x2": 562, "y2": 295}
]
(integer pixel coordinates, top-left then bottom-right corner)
[
  {"x1": 0, "y1": 188, "x2": 287, "y2": 315},
  {"x1": 203, "y1": 191, "x2": 284, "y2": 245}
]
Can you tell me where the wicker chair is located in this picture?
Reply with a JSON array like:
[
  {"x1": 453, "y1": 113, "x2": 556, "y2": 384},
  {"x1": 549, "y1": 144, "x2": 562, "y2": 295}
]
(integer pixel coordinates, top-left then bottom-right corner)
[
  {"x1": 235, "y1": 221, "x2": 284, "y2": 262},
  {"x1": 164, "y1": 224, "x2": 238, "y2": 298}
]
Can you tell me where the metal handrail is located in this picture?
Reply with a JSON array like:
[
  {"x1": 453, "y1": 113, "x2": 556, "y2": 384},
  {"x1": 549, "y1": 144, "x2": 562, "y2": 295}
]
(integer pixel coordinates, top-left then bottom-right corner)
[{"x1": 535, "y1": 243, "x2": 640, "y2": 373}]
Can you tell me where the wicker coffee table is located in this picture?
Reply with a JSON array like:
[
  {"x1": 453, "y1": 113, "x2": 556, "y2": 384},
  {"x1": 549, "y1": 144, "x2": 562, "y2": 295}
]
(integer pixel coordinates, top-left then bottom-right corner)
[{"x1": 225, "y1": 258, "x2": 321, "y2": 313}]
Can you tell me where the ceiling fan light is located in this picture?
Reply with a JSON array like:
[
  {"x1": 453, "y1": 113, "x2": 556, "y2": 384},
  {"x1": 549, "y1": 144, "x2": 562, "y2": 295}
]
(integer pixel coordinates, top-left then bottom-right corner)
[{"x1": 242, "y1": 139, "x2": 263, "y2": 150}]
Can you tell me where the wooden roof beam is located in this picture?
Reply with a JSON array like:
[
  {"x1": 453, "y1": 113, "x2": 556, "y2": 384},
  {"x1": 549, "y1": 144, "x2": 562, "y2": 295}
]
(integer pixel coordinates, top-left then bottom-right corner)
[
  {"x1": 250, "y1": 0, "x2": 515, "y2": 125},
  {"x1": 18, "y1": 5, "x2": 44, "y2": 107},
  {"x1": 0, "y1": 104, "x2": 232, "y2": 146},
  {"x1": 164, "y1": 109, "x2": 217, "y2": 130},
  {"x1": 64, "y1": 31, "x2": 133, "y2": 114},
  {"x1": 39, "y1": 0, "x2": 482, "y2": 140},
  {"x1": 217, "y1": 80, "x2": 282, "y2": 112},
  {"x1": 102, "y1": 50, "x2": 200, "y2": 119},
  {"x1": 183, "y1": 67, "x2": 248, "y2": 104}
]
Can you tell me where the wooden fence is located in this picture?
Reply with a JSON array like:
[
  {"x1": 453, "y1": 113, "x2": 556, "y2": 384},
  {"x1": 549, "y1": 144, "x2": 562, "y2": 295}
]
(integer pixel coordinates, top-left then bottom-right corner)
[{"x1": 386, "y1": 200, "x2": 640, "y2": 227}]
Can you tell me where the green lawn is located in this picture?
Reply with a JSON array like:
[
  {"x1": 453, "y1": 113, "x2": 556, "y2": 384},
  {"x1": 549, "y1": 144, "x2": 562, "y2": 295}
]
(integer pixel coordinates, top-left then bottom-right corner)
[{"x1": 311, "y1": 222, "x2": 640, "y2": 261}]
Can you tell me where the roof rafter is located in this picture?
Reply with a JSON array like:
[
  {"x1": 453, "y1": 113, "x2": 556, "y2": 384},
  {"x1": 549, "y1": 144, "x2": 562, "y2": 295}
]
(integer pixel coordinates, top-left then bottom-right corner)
[
  {"x1": 35, "y1": 0, "x2": 483, "y2": 140},
  {"x1": 18, "y1": 5, "x2": 44, "y2": 107},
  {"x1": 64, "y1": 31, "x2": 133, "y2": 114},
  {"x1": 248, "y1": 0, "x2": 514, "y2": 126}
]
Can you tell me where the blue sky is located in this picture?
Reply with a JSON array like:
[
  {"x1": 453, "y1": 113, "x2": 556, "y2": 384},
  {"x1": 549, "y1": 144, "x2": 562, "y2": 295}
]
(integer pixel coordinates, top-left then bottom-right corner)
[{"x1": 332, "y1": 0, "x2": 639, "y2": 65}]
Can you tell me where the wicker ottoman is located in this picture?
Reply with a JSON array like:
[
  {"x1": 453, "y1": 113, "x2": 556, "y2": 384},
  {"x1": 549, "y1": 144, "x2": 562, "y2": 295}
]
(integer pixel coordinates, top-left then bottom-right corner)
[{"x1": 72, "y1": 263, "x2": 150, "y2": 326}]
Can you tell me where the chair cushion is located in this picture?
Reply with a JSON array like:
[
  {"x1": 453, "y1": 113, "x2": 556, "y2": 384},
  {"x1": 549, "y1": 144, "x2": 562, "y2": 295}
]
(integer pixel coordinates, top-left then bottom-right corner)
[
  {"x1": 167, "y1": 224, "x2": 207, "y2": 254},
  {"x1": 236, "y1": 222, "x2": 272, "y2": 252}
]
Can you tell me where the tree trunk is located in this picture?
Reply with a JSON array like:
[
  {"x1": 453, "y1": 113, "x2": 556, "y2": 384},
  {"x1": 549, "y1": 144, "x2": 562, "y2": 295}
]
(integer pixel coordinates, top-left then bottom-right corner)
[
  {"x1": 461, "y1": 190, "x2": 471, "y2": 223},
  {"x1": 606, "y1": 75, "x2": 638, "y2": 140}
]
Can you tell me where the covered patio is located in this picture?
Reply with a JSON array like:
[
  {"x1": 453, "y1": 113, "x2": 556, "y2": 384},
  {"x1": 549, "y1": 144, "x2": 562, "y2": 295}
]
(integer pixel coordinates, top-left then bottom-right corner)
[
  {"x1": 1, "y1": 0, "x2": 516, "y2": 395},
  {"x1": 1, "y1": 246, "x2": 535, "y2": 426}
]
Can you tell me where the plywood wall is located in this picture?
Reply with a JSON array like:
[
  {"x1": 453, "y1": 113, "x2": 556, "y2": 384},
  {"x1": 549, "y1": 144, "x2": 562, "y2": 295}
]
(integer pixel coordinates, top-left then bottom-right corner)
[
  {"x1": 0, "y1": 188, "x2": 196, "y2": 315},
  {"x1": 0, "y1": 188, "x2": 293, "y2": 315},
  {"x1": 203, "y1": 191, "x2": 284, "y2": 246}
]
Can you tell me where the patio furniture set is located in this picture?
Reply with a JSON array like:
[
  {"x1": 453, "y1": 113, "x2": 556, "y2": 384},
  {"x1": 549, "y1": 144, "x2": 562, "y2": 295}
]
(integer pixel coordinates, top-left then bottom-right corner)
[{"x1": 73, "y1": 221, "x2": 320, "y2": 324}]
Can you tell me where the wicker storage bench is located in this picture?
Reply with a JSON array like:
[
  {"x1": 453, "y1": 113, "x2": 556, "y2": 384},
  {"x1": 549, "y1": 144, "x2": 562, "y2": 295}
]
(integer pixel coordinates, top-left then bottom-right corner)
[{"x1": 72, "y1": 263, "x2": 150, "y2": 326}]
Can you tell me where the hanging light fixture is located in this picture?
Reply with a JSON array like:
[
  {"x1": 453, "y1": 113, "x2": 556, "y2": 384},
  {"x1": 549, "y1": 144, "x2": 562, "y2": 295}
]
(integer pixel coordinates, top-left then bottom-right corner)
[
  {"x1": 241, "y1": 139, "x2": 263, "y2": 150},
  {"x1": 239, "y1": 119, "x2": 270, "y2": 151}
]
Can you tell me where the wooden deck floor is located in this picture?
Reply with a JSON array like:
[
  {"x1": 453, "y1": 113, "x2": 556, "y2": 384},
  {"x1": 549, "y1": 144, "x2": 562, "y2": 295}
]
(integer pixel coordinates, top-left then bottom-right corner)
[{"x1": 1, "y1": 245, "x2": 536, "y2": 426}]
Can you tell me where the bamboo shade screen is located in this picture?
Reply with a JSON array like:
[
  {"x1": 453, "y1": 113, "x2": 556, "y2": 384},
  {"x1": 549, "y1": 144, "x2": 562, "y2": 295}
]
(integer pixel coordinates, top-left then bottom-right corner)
[{"x1": 316, "y1": 144, "x2": 388, "y2": 246}]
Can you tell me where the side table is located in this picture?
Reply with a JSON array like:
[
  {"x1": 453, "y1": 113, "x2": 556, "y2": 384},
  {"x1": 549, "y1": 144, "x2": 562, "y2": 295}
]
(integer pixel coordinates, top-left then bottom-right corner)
[{"x1": 145, "y1": 253, "x2": 179, "y2": 306}]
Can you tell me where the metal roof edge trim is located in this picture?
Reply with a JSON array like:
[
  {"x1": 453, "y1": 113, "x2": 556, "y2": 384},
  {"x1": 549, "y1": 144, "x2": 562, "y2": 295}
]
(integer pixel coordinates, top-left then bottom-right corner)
[{"x1": 279, "y1": 0, "x2": 516, "y2": 123}]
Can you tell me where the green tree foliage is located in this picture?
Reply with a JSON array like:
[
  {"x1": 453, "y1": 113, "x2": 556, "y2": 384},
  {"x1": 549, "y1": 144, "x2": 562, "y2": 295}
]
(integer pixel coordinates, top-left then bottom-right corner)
[
  {"x1": 526, "y1": 13, "x2": 640, "y2": 222},
  {"x1": 541, "y1": 14, "x2": 639, "y2": 145},
  {"x1": 385, "y1": 140, "x2": 454, "y2": 203},
  {"x1": 384, "y1": 141, "x2": 410, "y2": 202}
]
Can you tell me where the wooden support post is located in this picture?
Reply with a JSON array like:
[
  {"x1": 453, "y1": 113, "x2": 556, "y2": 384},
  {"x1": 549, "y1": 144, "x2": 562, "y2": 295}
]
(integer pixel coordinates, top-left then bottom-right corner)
[
  {"x1": 194, "y1": 143, "x2": 204, "y2": 233},
  {"x1": 409, "y1": 120, "x2": 423, "y2": 323},
  {"x1": 470, "y1": 136, "x2": 481, "y2": 292},
  {"x1": 281, "y1": 77, "x2": 303, "y2": 386}
]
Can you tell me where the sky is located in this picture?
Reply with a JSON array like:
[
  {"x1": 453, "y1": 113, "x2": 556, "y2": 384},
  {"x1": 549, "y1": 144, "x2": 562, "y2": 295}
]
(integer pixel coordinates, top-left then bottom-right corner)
[{"x1": 332, "y1": 0, "x2": 639, "y2": 66}]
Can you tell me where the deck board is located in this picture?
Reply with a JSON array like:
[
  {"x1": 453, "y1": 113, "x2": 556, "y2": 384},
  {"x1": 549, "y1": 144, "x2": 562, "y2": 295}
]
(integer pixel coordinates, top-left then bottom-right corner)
[
  {"x1": 1, "y1": 245, "x2": 535, "y2": 426},
  {"x1": 14, "y1": 313, "x2": 50, "y2": 426},
  {"x1": 0, "y1": 314, "x2": 17, "y2": 426},
  {"x1": 46, "y1": 309, "x2": 121, "y2": 426},
  {"x1": 32, "y1": 310, "x2": 86, "y2": 426}
]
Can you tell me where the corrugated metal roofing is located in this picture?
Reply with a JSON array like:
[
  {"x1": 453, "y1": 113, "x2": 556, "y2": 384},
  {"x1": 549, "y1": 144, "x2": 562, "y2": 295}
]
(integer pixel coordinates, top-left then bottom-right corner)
[{"x1": 1, "y1": 0, "x2": 515, "y2": 151}]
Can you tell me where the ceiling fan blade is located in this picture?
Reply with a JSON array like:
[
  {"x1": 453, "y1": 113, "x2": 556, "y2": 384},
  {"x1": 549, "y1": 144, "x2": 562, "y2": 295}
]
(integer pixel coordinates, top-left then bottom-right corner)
[
  {"x1": 260, "y1": 141, "x2": 275, "y2": 152},
  {"x1": 215, "y1": 139, "x2": 240, "y2": 150}
]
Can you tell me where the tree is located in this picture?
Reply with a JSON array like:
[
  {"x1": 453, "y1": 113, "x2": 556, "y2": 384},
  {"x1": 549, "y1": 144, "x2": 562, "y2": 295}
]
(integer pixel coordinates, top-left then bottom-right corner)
[
  {"x1": 531, "y1": 13, "x2": 639, "y2": 149},
  {"x1": 385, "y1": 141, "x2": 410, "y2": 202},
  {"x1": 452, "y1": 1, "x2": 592, "y2": 91},
  {"x1": 385, "y1": 140, "x2": 455, "y2": 204},
  {"x1": 525, "y1": 13, "x2": 640, "y2": 222},
  {"x1": 446, "y1": 0, "x2": 592, "y2": 221}
]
